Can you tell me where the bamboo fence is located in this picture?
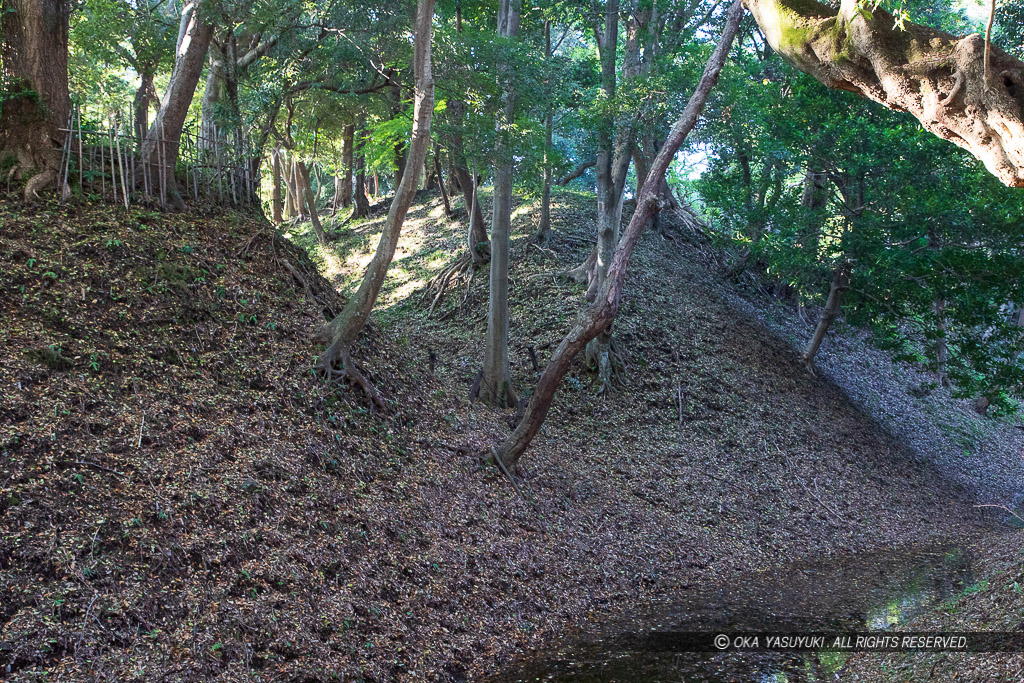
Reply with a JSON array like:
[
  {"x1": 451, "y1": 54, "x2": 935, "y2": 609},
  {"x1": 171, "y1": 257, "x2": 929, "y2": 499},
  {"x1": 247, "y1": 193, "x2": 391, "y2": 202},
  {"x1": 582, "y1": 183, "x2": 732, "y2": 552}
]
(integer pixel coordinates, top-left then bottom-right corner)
[{"x1": 55, "y1": 105, "x2": 258, "y2": 210}]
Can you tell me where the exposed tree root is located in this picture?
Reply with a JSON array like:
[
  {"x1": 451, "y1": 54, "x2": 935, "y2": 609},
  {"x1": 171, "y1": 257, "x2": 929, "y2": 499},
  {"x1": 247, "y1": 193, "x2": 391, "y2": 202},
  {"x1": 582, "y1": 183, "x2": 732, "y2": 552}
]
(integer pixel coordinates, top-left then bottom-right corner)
[
  {"x1": 530, "y1": 248, "x2": 596, "y2": 286},
  {"x1": 23, "y1": 168, "x2": 56, "y2": 201},
  {"x1": 584, "y1": 334, "x2": 627, "y2": 394},
  {"x1": 420, "y1": 251, "x2": 476, "y2": 317},
  {"x1": 475, "y1": 374, "x2": 519, "y2": 408},
  {"x1": 314, "y1": 345, "x2": 386, "y2": 411}
]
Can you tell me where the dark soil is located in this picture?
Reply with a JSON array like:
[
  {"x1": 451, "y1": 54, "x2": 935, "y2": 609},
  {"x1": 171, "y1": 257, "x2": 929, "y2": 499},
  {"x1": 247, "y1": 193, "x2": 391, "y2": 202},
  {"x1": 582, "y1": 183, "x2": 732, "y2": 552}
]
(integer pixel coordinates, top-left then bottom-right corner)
[{"x1": 0, "y1": 191, "x2": 1013, "y2": 681}]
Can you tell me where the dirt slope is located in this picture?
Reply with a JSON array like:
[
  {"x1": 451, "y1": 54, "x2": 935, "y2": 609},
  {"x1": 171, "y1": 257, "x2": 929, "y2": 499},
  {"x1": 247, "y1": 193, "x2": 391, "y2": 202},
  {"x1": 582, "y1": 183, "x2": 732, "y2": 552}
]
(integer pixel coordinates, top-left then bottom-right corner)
[{"x1": 0, "y1": 192, "x2": 1012, "y2": 682}]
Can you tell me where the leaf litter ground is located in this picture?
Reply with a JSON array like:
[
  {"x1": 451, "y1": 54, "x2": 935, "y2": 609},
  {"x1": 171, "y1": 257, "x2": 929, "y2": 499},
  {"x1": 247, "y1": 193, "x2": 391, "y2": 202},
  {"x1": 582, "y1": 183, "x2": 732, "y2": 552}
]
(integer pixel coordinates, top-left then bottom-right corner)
[{"x1": 0, "y1": 190, "x2": 1017, "y2": 681}]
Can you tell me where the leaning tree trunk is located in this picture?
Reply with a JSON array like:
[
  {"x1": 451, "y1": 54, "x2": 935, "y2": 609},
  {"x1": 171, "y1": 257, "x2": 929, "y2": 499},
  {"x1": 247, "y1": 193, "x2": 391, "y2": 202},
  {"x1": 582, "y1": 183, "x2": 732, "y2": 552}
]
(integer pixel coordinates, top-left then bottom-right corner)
[
  {"x1": 140, "y1": 0, "x2": 214, "y2": 209},
  {"x1": 801, "y1": 262, "x2": 852, "y2": 372},
  {"x1": 742, "y1": 0, "x2": 1024, "y2": 187},
  {"x1": 0, "y1": 0, "x2": 71, "y2": 200},
  {"x1": 478, "y1": 0, "x2": 522, "y2": 409},
  {"x1": 313, "y1": 0, "x2": 436, "y2": 405},
  {"x1": 494, "y1": 0, "x2": 744, "y2": 468},
  {"x1": 297, "y1": 160, "x2": 327, "y2": 245}
]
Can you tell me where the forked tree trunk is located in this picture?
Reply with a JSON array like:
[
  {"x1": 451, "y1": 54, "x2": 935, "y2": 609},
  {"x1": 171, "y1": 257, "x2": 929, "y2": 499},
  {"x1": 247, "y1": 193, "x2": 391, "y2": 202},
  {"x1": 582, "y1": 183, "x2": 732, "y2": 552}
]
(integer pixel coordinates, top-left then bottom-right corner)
[
  {"x1": 271, "y1": 148, "x2": 283, "y2": 224},
  {"x1": 313, "y1": 0, "x2": 436, "y2": 404},
  {"x1": 340, "y1": 124, "x2": 354, "y2": 208},
  {"x1": 478, "y1": 0, "x2": 522, "y2": 408},
  {"x1": 297, "y1": 160, "x2": 327, "y2": 245},
  {"x1": 801, "y1": 263, "x2": 851, "y2": 371},
  {"x1": 460, "y1": 165, "x2": 489, "y2": 260},
  {"x1": 0, "y1": 0, "x2": 71, "y2": 200},
  {"x1": 743, "y1": 0, "x2": 1024, "y2": 187},
  {"x1": 494, "y1": 0, "x2": 743, "y2": 467},
  {"x1": 140, "y1": 0, "x2": 214, "y2": 209}
]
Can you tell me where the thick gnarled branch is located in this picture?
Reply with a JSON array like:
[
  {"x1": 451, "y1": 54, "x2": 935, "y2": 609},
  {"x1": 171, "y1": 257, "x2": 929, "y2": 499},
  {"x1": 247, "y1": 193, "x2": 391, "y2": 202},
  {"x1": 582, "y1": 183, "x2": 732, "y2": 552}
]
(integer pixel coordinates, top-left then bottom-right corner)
[{"x1": 743, "y1": 0, "x2": 1024, "y2": 187}]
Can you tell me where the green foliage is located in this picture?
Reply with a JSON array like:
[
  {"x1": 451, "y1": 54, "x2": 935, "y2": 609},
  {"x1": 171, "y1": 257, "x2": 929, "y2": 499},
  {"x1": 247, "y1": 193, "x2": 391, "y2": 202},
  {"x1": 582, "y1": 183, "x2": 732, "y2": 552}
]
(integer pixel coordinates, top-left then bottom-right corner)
[{"x1": 698, "y1": 54, "x2": 1024, "y2": 410}]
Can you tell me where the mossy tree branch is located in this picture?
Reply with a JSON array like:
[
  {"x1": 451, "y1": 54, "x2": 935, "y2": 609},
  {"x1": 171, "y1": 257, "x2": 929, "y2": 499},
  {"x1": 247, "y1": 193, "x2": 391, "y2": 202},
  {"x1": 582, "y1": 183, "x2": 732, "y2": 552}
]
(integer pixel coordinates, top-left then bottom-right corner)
[{"x1": 743, "y1": 0, "x2": 1024, "y2": 187}]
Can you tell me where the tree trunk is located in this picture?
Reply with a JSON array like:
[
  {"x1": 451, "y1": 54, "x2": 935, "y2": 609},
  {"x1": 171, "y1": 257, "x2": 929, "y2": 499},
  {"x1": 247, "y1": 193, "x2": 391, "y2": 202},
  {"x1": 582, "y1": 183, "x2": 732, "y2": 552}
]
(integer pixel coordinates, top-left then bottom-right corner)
[
  {"x1": 446, "y1": 9, "x2": 488, "y2": 263},
  {"x1": 199, "y1": 60, "x2": 226, "y2": 150},
  {"x1": 0, "y1": 0, "x2": 71, "y2": 200},
  {"x1": 283, "y1": 152, "x2": 297, "y2": 218},
  {"x1": 313, "y1": 0, "x2": 436, "y2": 404},
  {"x1": 350, "y1": 117, "x2": 371, "y2": 220},
  {"x1": 297, "y1": 160, "x2": 326, "y2": 245},
  {"x1": 340, "y1": 123, "x2": 354, "y2": 208},
  {"x1": 934, "y1": 297, "x2": 951, "y2": 388},
  {"x1": 271, "y1": 148, "x2": 283, "y2": 224},
  {"x1": 291, "y1": 155, "x2": 306, "y2": 217},
  {"x1": 743, "y1": 0, "x2": 1024, "y2": 187},
  {"x1": 585, "y1": 1, "x2": 639, "y2": 393},
  {"x1": 478, "y1": 0, "x2": 522, "y2": 409},
  {"x1": 133, "y1": 66, "x2": 159, "y2": 152},
  {"x1": 434, "y1": 144, "x2": 452, "y2": 215},
  {"x1": 801, "y1": 263, "x2": 852, "y2": 371},
  {"x1": 458, "y1": 165, "x2": 488, "y2": 260},
  {"x1": 494, "y1": 0, "x2": 743, "y2": 467},
  {"x1": 140, "y1": 0, "x2": 214, "y2": 209},
  {"x1": 331, "y1": 164, "x2": 340, "y2": 212},
  {"x1": 392, "y1": 83, "x2": 408, "y2": 189},
  {"x1": 536, "y1": 20, "x2": 553, "y2": 245}
]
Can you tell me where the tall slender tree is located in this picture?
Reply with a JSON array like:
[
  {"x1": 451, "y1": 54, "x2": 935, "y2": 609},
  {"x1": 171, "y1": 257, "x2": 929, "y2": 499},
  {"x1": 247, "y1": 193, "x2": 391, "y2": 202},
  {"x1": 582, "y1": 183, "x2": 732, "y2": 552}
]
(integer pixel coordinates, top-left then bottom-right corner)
[{"x1": 477, "y1": 0, "x2": 522, "y2": 408}]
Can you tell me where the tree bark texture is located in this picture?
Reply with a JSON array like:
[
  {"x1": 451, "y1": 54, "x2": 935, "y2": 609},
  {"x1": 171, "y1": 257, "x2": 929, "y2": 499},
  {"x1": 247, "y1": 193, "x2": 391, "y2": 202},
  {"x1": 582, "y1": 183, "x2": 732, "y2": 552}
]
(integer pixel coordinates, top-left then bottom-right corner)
[
  {"x1": 743, "y1": 0, "x2": 1024, "y2": 187},
  {"x1": 0, "y1": 0, "x2": 71, "y2": 199}
]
